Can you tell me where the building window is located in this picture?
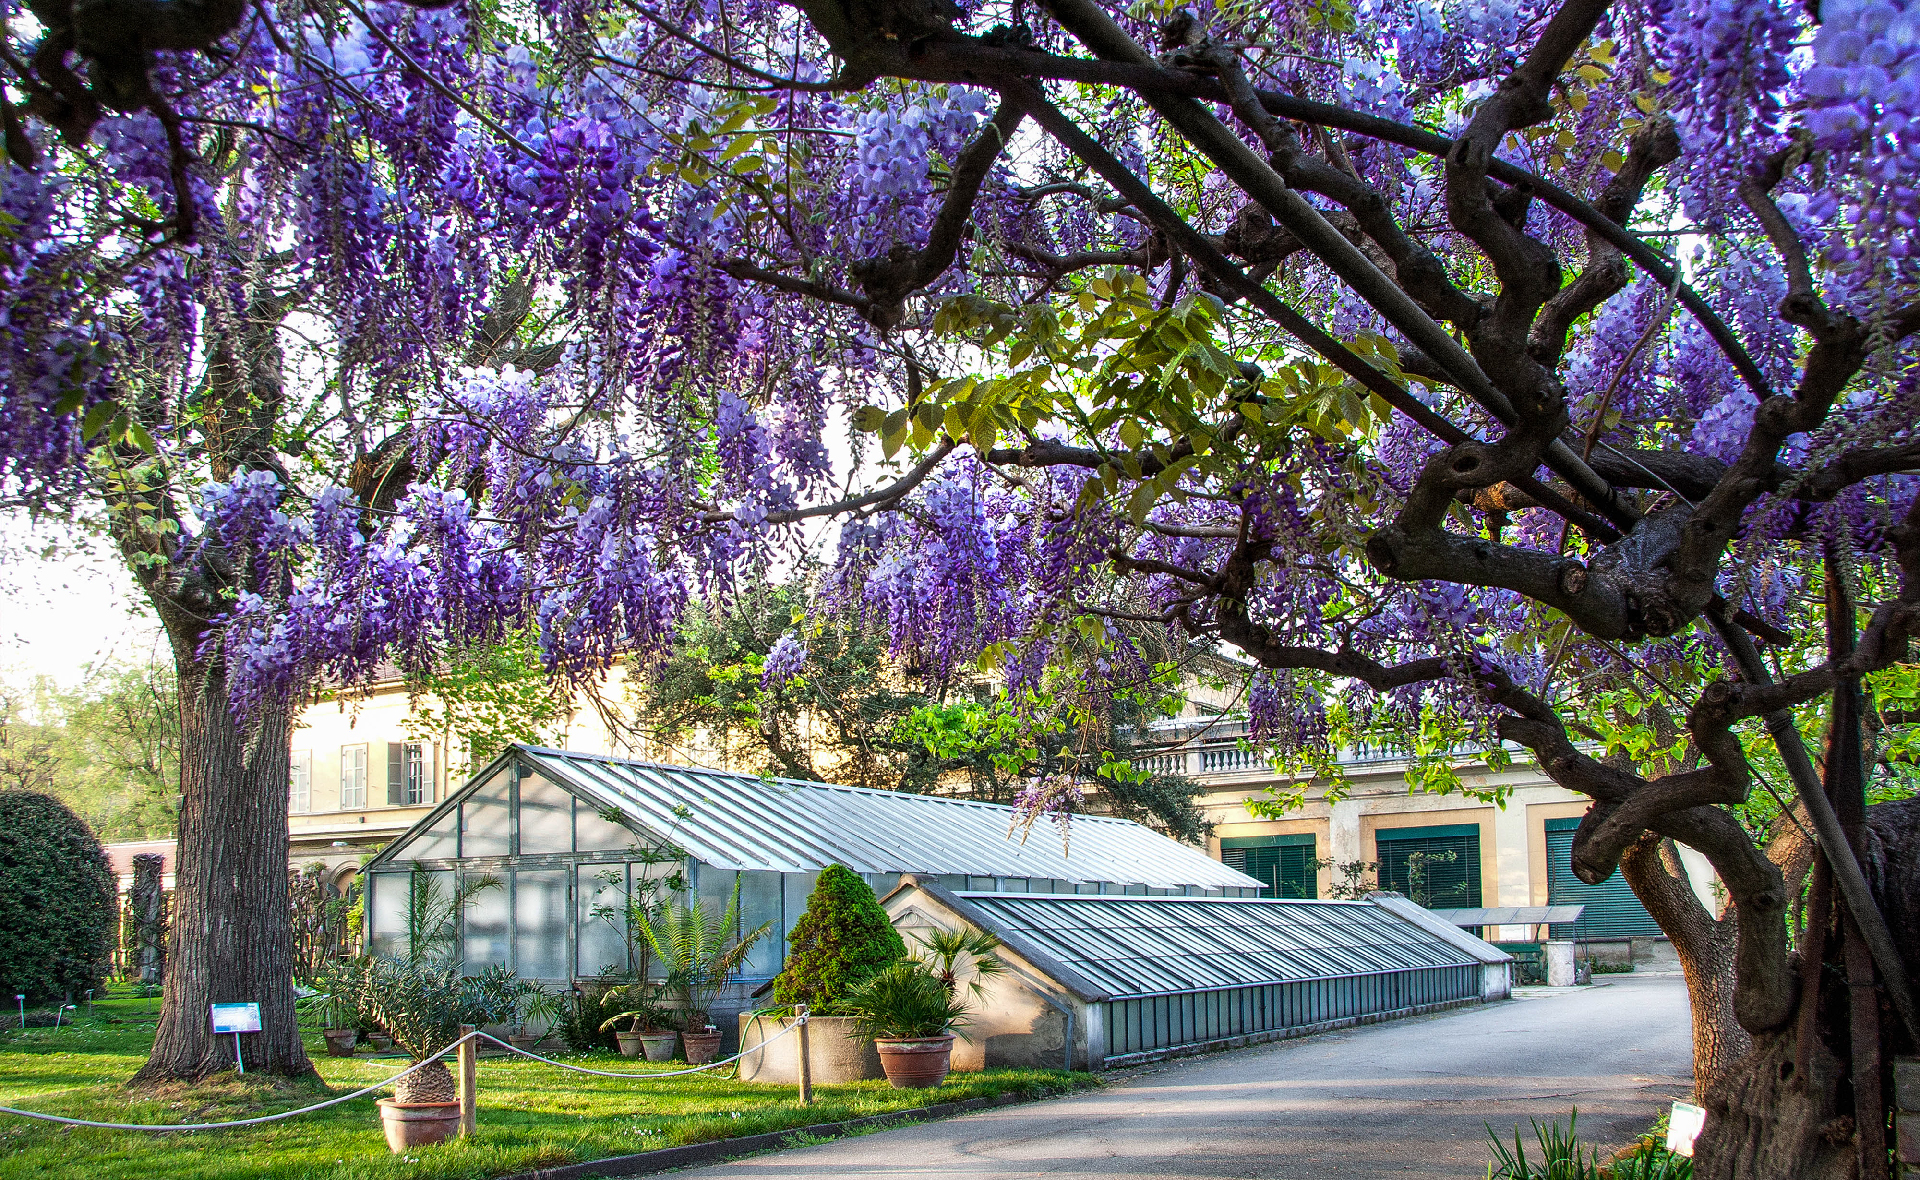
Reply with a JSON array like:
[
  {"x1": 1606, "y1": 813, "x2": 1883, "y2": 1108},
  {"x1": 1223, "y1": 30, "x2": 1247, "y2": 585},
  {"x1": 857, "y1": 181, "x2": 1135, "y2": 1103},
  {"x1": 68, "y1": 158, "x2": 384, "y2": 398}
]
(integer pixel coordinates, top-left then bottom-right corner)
[
  {"x1": 1375, "y1": 824, "x2": 1481, "y2": 909},
  {"x1": 1221, "y1": 834, "x2": 1316, "y2": 898},
  {"x1": 290, "y1": 752, "x2": 311, "y2": 814},
  {"x1": 388, "y1": 742, "x2": 432, "y2": 806},
  {"x1": 340, "y1": 743, "x2": 368, "y2": 809},
  {"x1": 404, "y1": 742, "x2": 429, "y2": 805}
]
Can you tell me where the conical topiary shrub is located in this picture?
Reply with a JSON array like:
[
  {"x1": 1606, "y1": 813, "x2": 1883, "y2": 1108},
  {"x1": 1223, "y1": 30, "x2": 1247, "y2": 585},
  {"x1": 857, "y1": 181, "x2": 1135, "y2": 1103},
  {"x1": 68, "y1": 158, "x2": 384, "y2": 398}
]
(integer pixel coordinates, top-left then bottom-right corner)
[
  {"x1": 0, "y1": 792, "x2": 116, "y2": 1006},
  {"x1": 771, "y1": 864, "x2": 905, "y2": 1013}
]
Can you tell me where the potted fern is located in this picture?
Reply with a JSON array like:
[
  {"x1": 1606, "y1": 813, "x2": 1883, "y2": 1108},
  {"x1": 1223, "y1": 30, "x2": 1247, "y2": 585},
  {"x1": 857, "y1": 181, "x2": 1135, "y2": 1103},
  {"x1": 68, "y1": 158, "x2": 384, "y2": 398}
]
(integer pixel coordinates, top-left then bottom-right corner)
[
  {"x1": 634, "y1": 883, "x2": 772, "y2": 1064},
  {"x1": 837, "y1": 960, "x2": 971, "y2": 1088}
]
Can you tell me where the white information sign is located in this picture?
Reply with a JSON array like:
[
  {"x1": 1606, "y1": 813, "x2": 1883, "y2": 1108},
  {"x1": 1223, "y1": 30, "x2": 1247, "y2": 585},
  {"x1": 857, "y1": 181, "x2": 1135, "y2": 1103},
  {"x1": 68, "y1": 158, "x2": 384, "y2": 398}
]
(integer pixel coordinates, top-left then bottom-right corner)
[
  {"x1": 1666, "y1": 1101, "x2": 1707, "y2": 1158},
  {"x1": 210, "y1": 1002, "x2": 262, "y2": 1034}
]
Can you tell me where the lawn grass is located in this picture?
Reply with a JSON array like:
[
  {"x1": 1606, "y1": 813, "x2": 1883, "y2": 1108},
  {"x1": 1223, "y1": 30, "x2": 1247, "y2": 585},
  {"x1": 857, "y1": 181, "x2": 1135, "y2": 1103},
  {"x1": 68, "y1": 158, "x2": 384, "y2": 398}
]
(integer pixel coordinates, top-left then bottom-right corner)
[{"x1": 0, "y1": 990, "x2": 1094, "y2": 1180}]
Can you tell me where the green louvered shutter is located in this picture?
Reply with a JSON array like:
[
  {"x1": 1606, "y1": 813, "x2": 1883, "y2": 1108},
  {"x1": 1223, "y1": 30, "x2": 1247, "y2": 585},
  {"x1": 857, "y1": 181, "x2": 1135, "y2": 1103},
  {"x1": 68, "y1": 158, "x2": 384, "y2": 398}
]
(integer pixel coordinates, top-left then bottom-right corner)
[
  {"x1": 1220, "y1": 834, "x2": 1317, "y2": 898},
  {"x1": 1375, "y1": 824, "x2": 1481, "y2": 909},
  {"x1": 1545, "y1": 818, "x2": 1664, "y2": 938}
]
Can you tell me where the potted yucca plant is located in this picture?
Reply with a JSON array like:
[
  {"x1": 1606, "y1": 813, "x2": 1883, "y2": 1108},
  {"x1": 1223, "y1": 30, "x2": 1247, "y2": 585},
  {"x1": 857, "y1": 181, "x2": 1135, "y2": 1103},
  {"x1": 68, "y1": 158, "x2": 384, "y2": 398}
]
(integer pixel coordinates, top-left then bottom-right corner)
[
  {"x1": 838, "y1": 960, "x2": 972, "y2": 1088},
  {"x1": 351, "y1": 957, "x2": 489, "y2": 1151}
]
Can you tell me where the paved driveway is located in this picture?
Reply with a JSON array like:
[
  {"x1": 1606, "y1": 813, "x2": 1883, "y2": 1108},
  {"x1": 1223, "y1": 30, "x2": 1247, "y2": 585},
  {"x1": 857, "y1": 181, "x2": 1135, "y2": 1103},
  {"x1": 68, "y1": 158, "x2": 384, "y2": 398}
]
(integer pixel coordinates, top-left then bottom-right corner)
[{"x1": 674, "y1": 974, "x2": 1692, "y2": 1180}]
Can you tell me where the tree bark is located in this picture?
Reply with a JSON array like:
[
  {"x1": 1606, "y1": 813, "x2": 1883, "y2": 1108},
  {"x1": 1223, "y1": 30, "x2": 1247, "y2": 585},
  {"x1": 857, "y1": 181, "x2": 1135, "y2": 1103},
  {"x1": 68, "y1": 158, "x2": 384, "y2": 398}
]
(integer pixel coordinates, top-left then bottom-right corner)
[
  {"x1": 1619, "y1": 833, "x2": 1749, "y2": 1093},
  {"x1": 1690, "y1": 797, "x2": 1920, "y2": 1179},
  {"x1": 129, "y1": 641, "x2": 311, "y2": 1082}
]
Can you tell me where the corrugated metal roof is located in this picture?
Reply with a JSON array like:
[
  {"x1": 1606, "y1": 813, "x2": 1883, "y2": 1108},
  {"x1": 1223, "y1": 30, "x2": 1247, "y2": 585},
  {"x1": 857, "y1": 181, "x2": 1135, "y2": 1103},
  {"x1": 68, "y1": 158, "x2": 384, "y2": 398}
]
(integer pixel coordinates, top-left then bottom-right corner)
[
  {"x1": 1429, "y1": 905, "x2": 1585, "y2": 927},
  {"x1": 953, "y1": 892, "x2": 1482, "y2": 998},
  {"x1": 515, "y1": 746, "x2": 1261, "y2": 892}
]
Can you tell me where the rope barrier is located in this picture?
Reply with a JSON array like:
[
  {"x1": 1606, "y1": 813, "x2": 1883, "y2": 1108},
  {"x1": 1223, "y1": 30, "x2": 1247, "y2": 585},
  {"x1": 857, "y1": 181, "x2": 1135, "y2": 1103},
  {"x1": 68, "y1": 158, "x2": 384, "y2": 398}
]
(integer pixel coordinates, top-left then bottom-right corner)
[
  {"x1": 474, "y1": 1011, "x2": 802, "y2": 1079},
  {"x1": 0, "y1": 1011, "x2": 808, "y2": 1133},
  {"x1": 0, "y1": 1032, "x2": 484, "y2": 1132}
]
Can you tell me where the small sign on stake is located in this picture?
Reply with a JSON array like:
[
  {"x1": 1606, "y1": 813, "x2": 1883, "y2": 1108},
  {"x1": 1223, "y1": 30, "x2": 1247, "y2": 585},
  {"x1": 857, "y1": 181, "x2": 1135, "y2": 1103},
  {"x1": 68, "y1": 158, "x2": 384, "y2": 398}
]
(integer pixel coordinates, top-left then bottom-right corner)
[
  {"x1": 210, "y1": 1003, "x2": 262, "y2": 1074},
  {"x1": 1666, "y1": 1100, "x2": 1707, "y2": 1158}
]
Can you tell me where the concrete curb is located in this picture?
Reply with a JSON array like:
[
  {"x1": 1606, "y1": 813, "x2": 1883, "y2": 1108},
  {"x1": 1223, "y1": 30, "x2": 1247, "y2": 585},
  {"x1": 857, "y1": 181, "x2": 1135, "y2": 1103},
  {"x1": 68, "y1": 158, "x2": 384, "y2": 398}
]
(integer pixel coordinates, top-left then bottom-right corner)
[{"x1": 492, "y1": 1089, "x2": 1055, "y2": 1180}]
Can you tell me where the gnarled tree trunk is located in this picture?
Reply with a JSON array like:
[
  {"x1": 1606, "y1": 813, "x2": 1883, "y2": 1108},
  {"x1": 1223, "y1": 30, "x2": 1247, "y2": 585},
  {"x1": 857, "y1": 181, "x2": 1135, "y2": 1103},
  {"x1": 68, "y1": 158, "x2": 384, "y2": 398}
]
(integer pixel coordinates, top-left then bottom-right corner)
[
  {"x1": 1618, "y1": 833, "x2": 1750, "y2": 1092},
  {"x1": 1691, "y1": 797, "x2": 1920, "y2": 1179}
]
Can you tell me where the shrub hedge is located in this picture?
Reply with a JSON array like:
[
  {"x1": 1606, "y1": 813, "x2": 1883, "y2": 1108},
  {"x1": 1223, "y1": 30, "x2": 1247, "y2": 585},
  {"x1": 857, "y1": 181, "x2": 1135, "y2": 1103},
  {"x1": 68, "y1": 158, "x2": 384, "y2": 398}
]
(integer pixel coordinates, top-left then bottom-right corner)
[{"x1": 0, "y1": 791, "x2": 117, "y2": 1004}]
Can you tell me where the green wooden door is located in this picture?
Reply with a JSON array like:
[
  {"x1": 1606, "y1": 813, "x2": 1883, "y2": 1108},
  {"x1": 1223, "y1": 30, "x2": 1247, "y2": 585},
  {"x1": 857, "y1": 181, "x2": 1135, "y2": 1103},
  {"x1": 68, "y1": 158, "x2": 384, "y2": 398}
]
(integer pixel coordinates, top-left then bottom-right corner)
[
  {"x1": 1545, "y1": 819, "x2": 1664, "y2": 939},
  {"x1": 1375, "y1": 824, "x2": 1481, "y2": 909},
  {"x1": 1221, "y1": 834, "x2": 1317, "y2": 898}
]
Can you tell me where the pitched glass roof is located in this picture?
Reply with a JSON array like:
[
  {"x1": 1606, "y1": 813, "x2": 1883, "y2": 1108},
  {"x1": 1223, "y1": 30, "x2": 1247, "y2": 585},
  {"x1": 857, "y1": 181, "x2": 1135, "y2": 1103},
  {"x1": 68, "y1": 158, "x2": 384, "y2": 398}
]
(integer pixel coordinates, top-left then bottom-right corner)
[
  {"x1": 954, "y1": 893, "x2": 1482, "y2": 998},
  {"x1": 507, "y1": 746, "x2": 1262, "y2": 892}
]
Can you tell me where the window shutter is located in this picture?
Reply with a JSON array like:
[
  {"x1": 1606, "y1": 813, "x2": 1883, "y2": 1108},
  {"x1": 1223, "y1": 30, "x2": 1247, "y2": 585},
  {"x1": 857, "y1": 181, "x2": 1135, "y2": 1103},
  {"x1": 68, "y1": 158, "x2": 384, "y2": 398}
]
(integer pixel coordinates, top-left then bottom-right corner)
[
  {"x1": 1546, "y1": 820, "x2": 1663, "y2": 938},
  {"x1": 387, "y1": 742, "x2": 404, "y2": 806}
]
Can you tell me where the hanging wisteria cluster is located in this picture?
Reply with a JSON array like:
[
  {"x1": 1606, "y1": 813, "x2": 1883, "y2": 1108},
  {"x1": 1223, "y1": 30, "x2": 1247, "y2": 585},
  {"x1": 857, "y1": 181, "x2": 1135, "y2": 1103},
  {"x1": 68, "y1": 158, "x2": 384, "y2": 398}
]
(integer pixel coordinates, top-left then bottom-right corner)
[{"x1": 4, "y1": 0, "x2": 1918, "y2": 836}]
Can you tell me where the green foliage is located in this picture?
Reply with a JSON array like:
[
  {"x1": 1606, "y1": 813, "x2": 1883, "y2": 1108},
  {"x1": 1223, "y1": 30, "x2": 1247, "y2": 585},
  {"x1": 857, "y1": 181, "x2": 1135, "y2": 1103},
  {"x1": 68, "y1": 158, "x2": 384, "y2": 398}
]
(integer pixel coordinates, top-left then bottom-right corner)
[
  {"x1": 331, "y1": 955, "x2": 491, "y2": 1063},
  {"x1": 0, "y1": 662, "x2": 177, "y2": 842},
  {"x1": 629, "y1": 578, "x2": 1212, "y2": 841},
  {"x1": 837, "y1": 960, "x2": 972, "y2": 1040},
  {"x1": 1485, "y1": 1111, "x2": 1605, "y2": 1179},
  {"x1": 404, "y1": 863, "x2": 501, "y2": 967},
  {"x1": 558, "y1": 982, "x2": 630, "y2": 1051},
  {"x1": 1484, "y1": 1110, "x2": 1692, "y2": 1180},
  {"x1": 289, "y1": 862, "x2": 360, "y2": 983},
  {"x1": 0, "y1": 791, "x2": 116, "y2": 1004},
  {"x1": 771, "y1": 864, "x2": 906, "y2": 1014},
  {"x1": 631, "y1": 880, "x2": 772, "y2": 1027},
  {"x1": 912, "y1": 927, "x2": 1004, "y2": 999},
  {"x1": 403, "y1": 630, "x2": 573, "y2": 777}
]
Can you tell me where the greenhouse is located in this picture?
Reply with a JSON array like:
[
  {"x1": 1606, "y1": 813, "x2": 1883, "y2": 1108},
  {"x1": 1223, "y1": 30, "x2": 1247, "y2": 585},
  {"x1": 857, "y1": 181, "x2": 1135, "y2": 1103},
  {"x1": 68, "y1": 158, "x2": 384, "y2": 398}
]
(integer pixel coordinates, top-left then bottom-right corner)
[
  {"x1": 883, "y1": 877, "x2": 1512, "y2": 1070},
  {"x1": 361, "y1": 745, "x2": 1265, "y2": 992}
]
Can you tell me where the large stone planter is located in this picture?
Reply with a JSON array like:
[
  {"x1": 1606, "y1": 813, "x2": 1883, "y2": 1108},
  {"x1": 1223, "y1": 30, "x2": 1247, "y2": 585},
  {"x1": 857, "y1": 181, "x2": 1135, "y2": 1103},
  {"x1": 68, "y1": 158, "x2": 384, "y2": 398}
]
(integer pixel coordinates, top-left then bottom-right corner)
[{"x1": 736, "y1": 1013, "x2": 882, "y2": 1084}]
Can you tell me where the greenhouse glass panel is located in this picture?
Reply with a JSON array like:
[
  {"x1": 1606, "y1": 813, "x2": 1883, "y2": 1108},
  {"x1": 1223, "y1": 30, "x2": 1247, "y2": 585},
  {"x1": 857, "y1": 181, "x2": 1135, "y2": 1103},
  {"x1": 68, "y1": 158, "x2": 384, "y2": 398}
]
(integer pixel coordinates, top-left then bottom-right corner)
[
  {"x1": 367, "y1": 871, "x2": 413, "y2": 959},
  {"x1": 461, "y1": 774, "x2": 513, "y2": 858},
  {"x1": 577, "y1": 863, "x2": 629, "y2": 977},
  {"x1": 403, "y1": 809, "x2": 460, "y2": 861},
  {"x1": 517, "y1": 774, "x2": 574, "y2": 854},
  {"x1": 465, "y1": 871, "x2": 510, "y2": 968},
  {"x1": 737, "y1": 870, "x2": 784, "y2": 979},
  {"x1": 515, "y1": 869, "x2": 569, "y2": 979},
  {"x1": 575, "y1": 799, "x2": 637, "y2": 852}
]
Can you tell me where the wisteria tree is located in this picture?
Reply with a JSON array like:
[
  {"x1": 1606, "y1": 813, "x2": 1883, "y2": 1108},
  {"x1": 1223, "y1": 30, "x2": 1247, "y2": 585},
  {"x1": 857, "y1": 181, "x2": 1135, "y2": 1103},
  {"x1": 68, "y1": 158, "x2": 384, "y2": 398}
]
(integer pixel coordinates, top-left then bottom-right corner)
[{"x1": 5, "y1": 0, "x2": 1919, "y2": 1173}]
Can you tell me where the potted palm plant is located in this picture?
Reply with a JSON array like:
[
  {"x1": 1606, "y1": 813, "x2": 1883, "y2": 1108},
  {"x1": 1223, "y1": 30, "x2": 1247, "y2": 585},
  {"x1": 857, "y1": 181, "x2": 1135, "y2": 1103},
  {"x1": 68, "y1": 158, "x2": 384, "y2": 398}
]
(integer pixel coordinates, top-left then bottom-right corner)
[
  {"x1": 634, "y1": 883, "x2": 772, "y2": 1065},
  {"x1": 354, "y1": 956, "x2": 488, "y2": 1151},
  {"x1": 838, "y1": 959, "x2": 971, "y2": 1088},
  {"x1": 598, "y1": 986, "x2": 678, "y2": 1061},
  {"x1": 515, "y1": 985, "x2": 566, "y2": 1052},
  {"x1": 310, "y1": 990, "x2": 360, "y2": 1057}
]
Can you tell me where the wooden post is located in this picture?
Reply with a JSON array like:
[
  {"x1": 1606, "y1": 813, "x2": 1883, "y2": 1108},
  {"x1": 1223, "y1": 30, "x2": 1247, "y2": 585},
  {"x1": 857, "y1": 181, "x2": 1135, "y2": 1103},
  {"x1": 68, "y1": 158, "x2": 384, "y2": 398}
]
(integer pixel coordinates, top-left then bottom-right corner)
[
  {"x1": 457, "y1": 1024, "x2": 478, "y2": 1139},
  {"x1": 795, "y1": 1006, "x2": 813, "y2": 1106}
]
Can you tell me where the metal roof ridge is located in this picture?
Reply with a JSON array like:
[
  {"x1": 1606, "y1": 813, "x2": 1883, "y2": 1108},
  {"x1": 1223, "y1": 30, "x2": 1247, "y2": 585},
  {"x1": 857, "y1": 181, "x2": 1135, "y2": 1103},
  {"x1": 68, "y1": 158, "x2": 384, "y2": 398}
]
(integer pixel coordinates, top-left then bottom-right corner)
[{"x1": 513, "y1": 744, "x2": 1150, "y2": 825}]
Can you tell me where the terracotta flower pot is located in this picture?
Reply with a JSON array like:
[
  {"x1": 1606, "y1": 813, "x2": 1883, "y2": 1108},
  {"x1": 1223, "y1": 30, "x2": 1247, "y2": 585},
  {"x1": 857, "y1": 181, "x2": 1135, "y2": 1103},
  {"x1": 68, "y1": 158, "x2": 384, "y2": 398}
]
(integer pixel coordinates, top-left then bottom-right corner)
[
  {"x1": 376, "y1": 1098, "x2": 461, "y2": 1151},
  {"x1": 681, "y1": 1027, "x2": 723, "y2": 1065},
  {"x1": 615, "y1": 1030, "x2": 648, "y2": 1058},
  {"x1": 875, "y1": 1035, "x2": 955, "y2": 1088},
  {"x1": 323, "y1": 1029, "x2": 357, "y2": 1057},
  {"x1": 639, "y1": 1031, "x2": 679, "y2": 1062}
]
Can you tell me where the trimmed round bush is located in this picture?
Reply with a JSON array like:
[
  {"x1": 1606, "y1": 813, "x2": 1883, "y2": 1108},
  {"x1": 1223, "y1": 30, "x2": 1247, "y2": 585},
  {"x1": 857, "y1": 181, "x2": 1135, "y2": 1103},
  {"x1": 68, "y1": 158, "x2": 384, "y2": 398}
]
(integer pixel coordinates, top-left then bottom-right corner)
[
  {"x1": 771, "y1": 864, "x2": 905, "y2": 1013},
  {"x1": 0, "y1": 792, "x2": 117, "y2": 1005}
]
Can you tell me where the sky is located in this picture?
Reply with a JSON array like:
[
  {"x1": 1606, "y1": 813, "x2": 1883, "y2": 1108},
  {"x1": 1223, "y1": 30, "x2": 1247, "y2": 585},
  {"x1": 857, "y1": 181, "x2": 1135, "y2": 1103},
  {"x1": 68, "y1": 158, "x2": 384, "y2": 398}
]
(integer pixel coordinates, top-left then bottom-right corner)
[{"x1": 0, "y1": 521, "x2": 168, "y2": 691}]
